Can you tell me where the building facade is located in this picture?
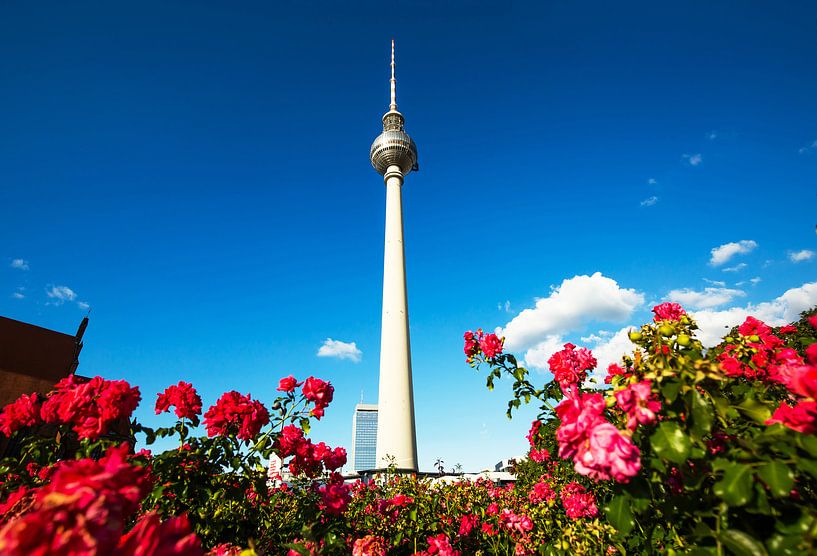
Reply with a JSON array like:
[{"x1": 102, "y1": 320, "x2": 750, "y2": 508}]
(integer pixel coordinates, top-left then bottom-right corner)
[{"x1": 350, "y1": 403, "x2": 378, "y2": 471}]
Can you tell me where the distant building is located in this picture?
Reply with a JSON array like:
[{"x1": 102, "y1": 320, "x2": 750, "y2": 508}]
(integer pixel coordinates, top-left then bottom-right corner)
[
  {"x1": 0, "y1": 315, "x2": 87, "y2": 408},
  {"x1": 350, "y1": 403, "x2": 378, "y2": 471},
  {"x1": 0, "y1": 315, "x2": 88, "y2": 458},
  {"x1": 494, "y1": 457, "x2": 525, "y2": 473}
]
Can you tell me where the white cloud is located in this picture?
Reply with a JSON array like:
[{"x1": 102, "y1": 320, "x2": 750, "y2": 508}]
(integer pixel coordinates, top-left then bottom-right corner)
[
  {"x1": 647, "y1": 178, "x2": 657, "y2": 185},
  {"x1": 798, "y1": 140, "x2": 817, "y2": 154},
  {"x1": 522, "y1": 335, "x2": 568, "y2": 371},
  {"x1": 703, "y1": 278, "x2": 726, "y2": 287},
  {"x1": 750, "y1": 277, "x2": 762, "y2": 285},
  {"x1": 499, "y1": 272, "x2": 644, "y2": 353},
  {"x1": 12, "y1": 292, "x2": 25, "y2": 299},
  {"x1": 666, "y1": 287, "x2": 746, "y2": 310},
  {"x1": 77, "y1": 301, "x2": 90, "y2": 311},
  {"x1": 683, "y1": 153, "x2": 703, "y2": 166},
  {"x1": 46, "y1": 285, "x2": 77, "y2": 304},
  {"x1": 317, "y1": 338, "x2": 362, "y2": 363},
  {"x1": 789, "y1": 249, "x2": 815, "y2": 263},
  {"x1": 710, "y1": 240, "x2": 757, "y2": 266},
  {"x1": 707, "y1": 131, "x2": 718, "y2": 140},
  {"x1": 10, "y1": 259, "x2": 29, "y2": 270},
  {"x1": 640, "y1": 196, "x2": 658, "y2": 207},
  {"x1": 722, "y1": 263, "x2": 747, "y2": 273},
  {"x1": 580, "y1": 330, "x2": 612, "y2": 344},
  {"x1": 497, "y1": 300, "x2": 511, "y2": 313},
  {"x1": 692, "y1": 281, "x2": 817, "y2": 346}
]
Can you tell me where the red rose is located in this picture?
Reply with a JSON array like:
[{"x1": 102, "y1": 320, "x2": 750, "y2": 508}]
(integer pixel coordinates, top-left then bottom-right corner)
[
  {"x1": 203, "y1": 391, "x2": 270, "y2": 441},
  {"x1": 0, "y1": 444, "x2": 149, "y2": 555},
  {"x1": 0, "y1": 393, "x2": 41, "y2": 436},
  {"x1": 155, "y1": 381, "x2": 202, "y2": 421},
  {"x1": 302, "y1": 377, "x2": 334, "y2": 420},
  {"x1": 318, "y1": 473, "x2": 351, "y2": 515},
  {"x1": 323, "y1": 446, "x2": 347, "y2": 471},
  {"x1": 463, "y1": 331, "x2": 480, "y2": 359},
  {"x1": 276, "y1": 375, "x2": 302, "y2": 392},
  {"x1": 117, "y1": 512, "x2": 203, "y2": 555},
  {"x1": 40, "y1": 376, "x2": 141, "y2": 441},
  {"x1": 275, "y1": 424, "x2": 305, "y2": 457}
]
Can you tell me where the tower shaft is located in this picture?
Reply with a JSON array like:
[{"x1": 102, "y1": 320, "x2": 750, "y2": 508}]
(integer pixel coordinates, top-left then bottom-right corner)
[{"x1": 375, "y1": 165, "x2": 418, "y2": 471}]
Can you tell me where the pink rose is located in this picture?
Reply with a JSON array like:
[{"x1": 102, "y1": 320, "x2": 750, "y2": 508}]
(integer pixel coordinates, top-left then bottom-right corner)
[
  {"x1": 479, "y1": 333, "x2": 504, "y2": 359},
  {"x1": 614, "y1": 380, "x2": 661, "y2": 431},
  {"x1": 548, "y1": 343, "x2": 597, "y2": 393},
  {"x1": 574, "y1": 422, "x2": 641, "y2": 482},
  {"x1": 528, "y1": 479, "x2": 555, "y2": 503},
  {"x1": 652, "y1": 302, "x2": 686, "y2": 322},
  {"x1": 529, "y1": 448, "x2": 549, "y2": 462},
  {"x1": 766, "y1": 401, "x2": 817, "y2": 434},
  {"x1": 554, "y1": 392, "x2": 606, "y2": 460},
  {"x1": 352, "y1": 535, "x2": 387, "y2": 556},
  {"x1": 458, "y1": 514, "x2": 479, "y2": 536},
  {"x1": 560, "y1": 482, "x2": 598, "y2": 519},
  {"x1": 777, "y1": 363, "x2": 817, "y2": 400},
  {"x1": 526, "y1": 420, "x2": 541, "y2": 447}
]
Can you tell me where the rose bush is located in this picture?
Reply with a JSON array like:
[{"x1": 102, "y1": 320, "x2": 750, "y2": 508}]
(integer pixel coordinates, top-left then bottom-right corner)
[
  {"x1": 0, "y1": 305, "x2": 814, "y2": 554},
  {"x1": 466, "y1": 305, "x2": 817, "y2": 554}
]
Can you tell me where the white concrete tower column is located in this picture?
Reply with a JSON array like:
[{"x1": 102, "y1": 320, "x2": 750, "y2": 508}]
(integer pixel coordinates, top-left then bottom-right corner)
[{"x1": 369, "y1": 41, "x2": 419, "y2": 472}]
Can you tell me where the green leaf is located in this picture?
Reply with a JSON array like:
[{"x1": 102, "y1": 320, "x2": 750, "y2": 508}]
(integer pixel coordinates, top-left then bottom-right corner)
[
  {"x1": 757, "y1": 462, "x2": 794, "y2": 498},
  {"x1": 686, "y1": 548, "x2": 718, "y2": 556},
  {"x1": 718, "y1": 529, "x2": 768, "y2": 556},
  {"x1": 766, "y1": 533, "x2": 804, "y2": 556},
  {"x1": 774, "y1": 509, "x2": 814, "y2": 535},
  {"x1": 690, "y1": 390, "x2": 713, "y2": 439},
  {"x1": 650, "y1": 422, "x2": 692, "y2": 464},
  {"x1": 604, "y1": 494, "x2": 635, "y2": 535},
  {"x1": 299, "y1": 418, "x2": 311, "y2": 434},
  {"x1": 660, "y1": 379, "x2": 682, "y2": 402},
  {"x1": 736, "y1": 399, "x2": 771, "y2": 424},
  {"x1": 796, "y1": 457, "x2": 817, "y2": 480},
  {"x1": 713, "y1": 463, "x2": 753, "y2": 506},
  {"x1": 796, "y1": 433, "x2": 817, "y2": 457},
  {"x1": 710, "y1": 394, "x2": 732, "y2": 421}
]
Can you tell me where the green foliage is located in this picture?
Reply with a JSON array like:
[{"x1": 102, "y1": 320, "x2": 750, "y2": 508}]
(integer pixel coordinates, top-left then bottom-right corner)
[{"x1": 469, "y1": 306, "x2": 817, "y2": 554}]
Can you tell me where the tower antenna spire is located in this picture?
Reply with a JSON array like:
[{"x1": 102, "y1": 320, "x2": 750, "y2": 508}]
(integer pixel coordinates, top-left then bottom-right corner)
[{"x1": 390, "y1": 39, "x2": 397, "y2": 112}]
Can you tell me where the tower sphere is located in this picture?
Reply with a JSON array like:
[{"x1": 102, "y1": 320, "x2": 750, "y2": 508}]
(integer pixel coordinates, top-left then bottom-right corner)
[{"x1": 369, "y1": 111, "x2": 419, "y2": 176}]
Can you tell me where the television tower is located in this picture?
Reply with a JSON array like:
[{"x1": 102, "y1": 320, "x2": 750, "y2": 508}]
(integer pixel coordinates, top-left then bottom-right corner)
[{"x1": 369, "y1": 40, "x2": 419, "y2": 472}]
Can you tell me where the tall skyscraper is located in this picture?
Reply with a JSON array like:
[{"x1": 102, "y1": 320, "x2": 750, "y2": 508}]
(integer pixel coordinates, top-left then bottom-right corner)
[
  {"x1": 369, "y1": 41, "x2": 419, "y2": 472},
  {"x1": 350, "y1": 403, "x2": 378, "y2": 471}
]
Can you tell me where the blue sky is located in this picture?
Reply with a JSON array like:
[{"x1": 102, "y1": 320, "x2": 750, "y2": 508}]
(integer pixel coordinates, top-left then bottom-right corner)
[{"x1": 2, "y1": 1, "x2": 816, "y2": 472}]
